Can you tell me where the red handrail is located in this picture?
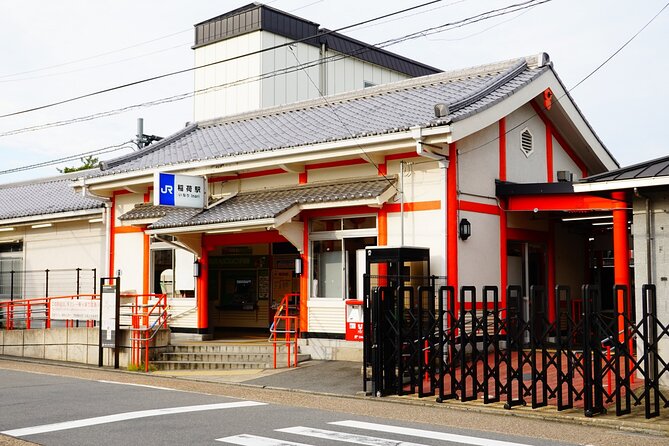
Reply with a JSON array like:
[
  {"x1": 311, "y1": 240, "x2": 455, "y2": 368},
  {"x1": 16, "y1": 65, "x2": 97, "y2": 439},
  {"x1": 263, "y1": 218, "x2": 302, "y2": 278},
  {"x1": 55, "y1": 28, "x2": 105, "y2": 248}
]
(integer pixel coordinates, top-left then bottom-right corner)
[
  {"x1": 0, "y1": 294, "x2": 100, "y2": 330},
  {"x1": 270, "y1": 293, "x2": 300, "y2": 369},
  {"x1": 127, "y1": 293, "x2": 168, "y2": 372}
]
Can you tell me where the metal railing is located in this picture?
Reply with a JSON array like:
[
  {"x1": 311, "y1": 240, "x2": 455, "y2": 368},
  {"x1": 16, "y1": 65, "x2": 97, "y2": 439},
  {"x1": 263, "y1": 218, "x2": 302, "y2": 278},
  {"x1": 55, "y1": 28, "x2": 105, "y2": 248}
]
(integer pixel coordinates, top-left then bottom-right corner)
[
  {"x1": 269, "y1": 293, "x2": 300, "y2": 369},
  {"x1": 0, "y1": 294, "x2": 99, "y2": 329},
  {"x1": 0, "y1": 268, "x2": 96, "y2": 301},
  {"x1": 124, "y1": 294, "x2": 169, "y2": 372}
]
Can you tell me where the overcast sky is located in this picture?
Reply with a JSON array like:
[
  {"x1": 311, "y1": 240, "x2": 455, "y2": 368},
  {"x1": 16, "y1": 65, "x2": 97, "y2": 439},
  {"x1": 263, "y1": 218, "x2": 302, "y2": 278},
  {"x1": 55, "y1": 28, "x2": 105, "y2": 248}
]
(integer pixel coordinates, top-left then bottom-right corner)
[{"x1": 0, "y1": 0, "x2": 666, "y2": 184}]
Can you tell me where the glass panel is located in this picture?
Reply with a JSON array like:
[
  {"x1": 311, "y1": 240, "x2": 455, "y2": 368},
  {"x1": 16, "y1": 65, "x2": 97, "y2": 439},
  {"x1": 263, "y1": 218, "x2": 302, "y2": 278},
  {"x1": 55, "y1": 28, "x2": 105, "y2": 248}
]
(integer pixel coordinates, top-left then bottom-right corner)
[
  {"x1": 152, "y1": 249, "x2": 174, "y2": 298},
  {"x1": 0, "y1": 257, "x2": 22, "y2": 299},
  {"x1": 311, "y1": 218, "x2": 341, "y2": 232},
  {"x1": 312, "y1": 240, "x2": 342, "y2": 298},
  {"x1": 344, "y1": 236, "x2": 376, "y2": 300},
  {"x1": 343, "y1": 216, "x2": 376, "y2": 230}
]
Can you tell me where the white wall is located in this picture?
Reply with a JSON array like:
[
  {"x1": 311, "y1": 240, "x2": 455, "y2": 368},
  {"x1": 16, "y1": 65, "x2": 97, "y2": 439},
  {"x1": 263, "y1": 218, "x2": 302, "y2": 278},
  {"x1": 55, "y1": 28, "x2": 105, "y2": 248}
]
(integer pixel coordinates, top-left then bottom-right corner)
[
  {"x1": 458, "y1": 211, "x2": 501, "y2": 290},
  {"x1": 193, "y1": 31, "x2": 263, "y2": 121},
  {"x1": 193, "y1": 31, "x2": 411, "y2": 122},
  {"x1": 505, "y1": 104, "x2": 549, "y2": 184},
  {"x1": 114, "y1": 232, "x2": 144, "y2": 294},
  {"x1": 552, "y1": 135, "x2": 583, "y2": 181}
]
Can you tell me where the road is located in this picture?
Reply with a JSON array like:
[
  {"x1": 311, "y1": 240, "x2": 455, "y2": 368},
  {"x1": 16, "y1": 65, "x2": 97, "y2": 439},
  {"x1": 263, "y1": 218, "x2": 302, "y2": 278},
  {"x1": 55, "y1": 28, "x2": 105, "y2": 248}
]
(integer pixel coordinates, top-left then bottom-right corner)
[{"x1": 0, "y1": 360, "x2": 664, "y2": 446}]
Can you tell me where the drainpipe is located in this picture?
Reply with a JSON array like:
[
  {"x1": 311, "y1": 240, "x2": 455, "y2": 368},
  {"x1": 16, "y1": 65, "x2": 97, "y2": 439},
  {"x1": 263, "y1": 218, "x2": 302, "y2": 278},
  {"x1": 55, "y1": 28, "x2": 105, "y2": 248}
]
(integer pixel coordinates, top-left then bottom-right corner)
[
  {"x1": 634, "y1": 187, "x2": 653, "y2": 285},
  {"x1": 411, "y1": 125, "x2": 449, "y2": 169}
]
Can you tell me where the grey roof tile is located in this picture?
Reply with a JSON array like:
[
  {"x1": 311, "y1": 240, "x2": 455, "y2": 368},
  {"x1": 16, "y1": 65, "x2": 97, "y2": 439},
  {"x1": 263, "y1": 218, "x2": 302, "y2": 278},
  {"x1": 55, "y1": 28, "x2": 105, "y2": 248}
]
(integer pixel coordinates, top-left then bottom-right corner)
[
  {"x1": 0, "y1": 174, "x2": 105, "y2": 222},
  {"x1": 149, "y1": 177, "x2": 394, "y2": 230},
  {"x1": 98, "y1": 55, "x2": 549, "y2": 177},
  {"x1": 585, "y1": 155, "x2": 669, "y2": 183}
]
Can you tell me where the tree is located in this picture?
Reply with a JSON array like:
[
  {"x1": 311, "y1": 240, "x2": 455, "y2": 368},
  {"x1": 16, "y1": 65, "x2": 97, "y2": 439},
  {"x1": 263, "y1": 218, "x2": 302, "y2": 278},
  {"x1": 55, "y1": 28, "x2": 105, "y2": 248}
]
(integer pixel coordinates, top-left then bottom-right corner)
[{"x1": 57, "y1": 155, "x2": 100, "y2": 173}]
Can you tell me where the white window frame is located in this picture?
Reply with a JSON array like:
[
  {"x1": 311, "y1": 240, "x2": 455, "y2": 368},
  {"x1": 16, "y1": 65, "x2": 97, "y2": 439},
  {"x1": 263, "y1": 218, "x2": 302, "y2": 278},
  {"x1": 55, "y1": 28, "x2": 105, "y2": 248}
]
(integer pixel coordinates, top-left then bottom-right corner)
[{"x1": 309, "y1": 215, "x2": 377, "y2": 299}]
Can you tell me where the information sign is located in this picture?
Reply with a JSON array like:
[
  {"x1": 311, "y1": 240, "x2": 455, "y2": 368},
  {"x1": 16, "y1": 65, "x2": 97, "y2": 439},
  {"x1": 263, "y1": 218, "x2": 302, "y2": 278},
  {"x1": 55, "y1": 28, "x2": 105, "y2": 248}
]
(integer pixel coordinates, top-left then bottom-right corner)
[{"x1": 154, "y1": 172, "x2": 205, "y2": 208}]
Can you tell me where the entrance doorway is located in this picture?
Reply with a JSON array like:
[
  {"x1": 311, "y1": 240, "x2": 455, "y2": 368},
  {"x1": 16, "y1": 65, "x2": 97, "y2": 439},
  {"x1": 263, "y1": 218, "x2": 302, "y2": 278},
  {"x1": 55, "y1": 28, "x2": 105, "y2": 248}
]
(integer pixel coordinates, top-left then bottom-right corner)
[{"x1": 507, "y1": 241, "x2": 547, "y2": 329}]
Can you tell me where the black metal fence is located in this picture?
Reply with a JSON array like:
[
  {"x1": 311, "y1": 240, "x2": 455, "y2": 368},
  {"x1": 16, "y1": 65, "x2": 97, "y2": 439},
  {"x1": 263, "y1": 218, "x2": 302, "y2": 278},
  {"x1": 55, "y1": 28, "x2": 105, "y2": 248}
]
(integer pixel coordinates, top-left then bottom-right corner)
[{"x1": 362, "y1": 275, "x2": 668, "y2": 419}]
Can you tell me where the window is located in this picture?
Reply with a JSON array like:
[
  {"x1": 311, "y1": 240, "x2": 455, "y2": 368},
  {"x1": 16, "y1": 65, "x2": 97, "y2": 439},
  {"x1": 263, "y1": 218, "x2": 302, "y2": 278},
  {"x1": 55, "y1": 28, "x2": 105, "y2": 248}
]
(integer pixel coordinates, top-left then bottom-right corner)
[
  {"x1": 310, "y1": 216, "x2": 377, "y2": 299},
  {"x1": 0, "y1": 241, "x2": 23, "y2": 300}
]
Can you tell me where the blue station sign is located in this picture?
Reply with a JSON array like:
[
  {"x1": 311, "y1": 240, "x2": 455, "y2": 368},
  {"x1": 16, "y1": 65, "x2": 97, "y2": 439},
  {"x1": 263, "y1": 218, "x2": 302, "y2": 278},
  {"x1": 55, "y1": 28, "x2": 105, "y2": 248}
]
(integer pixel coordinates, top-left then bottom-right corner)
[{"x1": 153, "y1": 172, "x2": 206, "y2": 208}]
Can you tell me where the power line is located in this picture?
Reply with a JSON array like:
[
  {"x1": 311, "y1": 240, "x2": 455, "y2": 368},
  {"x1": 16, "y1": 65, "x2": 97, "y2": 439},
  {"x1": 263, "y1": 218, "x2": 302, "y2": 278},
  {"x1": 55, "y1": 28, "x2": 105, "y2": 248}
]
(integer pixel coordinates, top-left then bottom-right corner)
[
  {"x1": 458, "y1": 1, "x2": 669, "y2": 162},
  {"x1": 0, "y1": 29, "x2": 191, "y2": 81},
  {"x1": 0, "y1": 0, "x2": 551, "y2": 138},
  {"x1": 0, "y1": 0, "x2": 445, "y2": 120},
  {"x1": 0, "y1": 141, "x2": 135, "y2": 176}
]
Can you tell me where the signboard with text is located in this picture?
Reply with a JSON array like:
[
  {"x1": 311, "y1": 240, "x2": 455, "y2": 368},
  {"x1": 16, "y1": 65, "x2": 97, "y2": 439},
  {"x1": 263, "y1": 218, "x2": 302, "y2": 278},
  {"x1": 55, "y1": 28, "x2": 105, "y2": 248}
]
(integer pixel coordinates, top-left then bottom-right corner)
[
  {"x1": 154, "y1": 172, "x2": 205, "y2": 208},
  {"x1": 51, "y1": 299, "x2": 99, "y2": 321}
]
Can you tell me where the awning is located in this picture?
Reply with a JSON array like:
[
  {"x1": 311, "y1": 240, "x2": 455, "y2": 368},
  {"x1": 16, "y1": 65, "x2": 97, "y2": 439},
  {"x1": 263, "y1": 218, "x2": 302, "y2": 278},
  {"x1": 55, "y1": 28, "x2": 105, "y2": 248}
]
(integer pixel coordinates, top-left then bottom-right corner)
[{"x1": 129, "y1": 177, "x2": 396, "y2": 236}]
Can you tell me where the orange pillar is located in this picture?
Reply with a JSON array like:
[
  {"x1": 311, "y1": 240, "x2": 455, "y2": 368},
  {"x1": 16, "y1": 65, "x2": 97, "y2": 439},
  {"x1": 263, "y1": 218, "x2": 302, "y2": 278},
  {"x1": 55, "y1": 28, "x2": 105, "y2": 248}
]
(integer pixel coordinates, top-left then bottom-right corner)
[
  {"x1": 447, "y1": 143, "x2": 458, "y2": 294},
  {"x1": 299, "y1": 218, "x2": 309, "y2": 332},
  {"x1": 197, "y1": 246, "x2": 209, "y2": 331},
  {"x1": 612, "y1": 191, "x2": 630, "y2": 341}
]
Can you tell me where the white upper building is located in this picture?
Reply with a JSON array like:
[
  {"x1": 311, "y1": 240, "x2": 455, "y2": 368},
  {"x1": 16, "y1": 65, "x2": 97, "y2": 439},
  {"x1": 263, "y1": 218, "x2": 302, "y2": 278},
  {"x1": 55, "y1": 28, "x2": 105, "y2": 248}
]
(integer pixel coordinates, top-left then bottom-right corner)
[{"x1": 192, "y1": 3, "x2": 441, "y2": 121}]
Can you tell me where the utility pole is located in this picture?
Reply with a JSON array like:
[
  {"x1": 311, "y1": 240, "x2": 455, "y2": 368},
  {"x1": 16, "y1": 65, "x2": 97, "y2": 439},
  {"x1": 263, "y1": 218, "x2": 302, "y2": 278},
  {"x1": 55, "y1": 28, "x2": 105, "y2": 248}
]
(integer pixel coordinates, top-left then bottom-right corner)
[{"x1": 135, "y1": 118, "x2": 163, "y2": 149}]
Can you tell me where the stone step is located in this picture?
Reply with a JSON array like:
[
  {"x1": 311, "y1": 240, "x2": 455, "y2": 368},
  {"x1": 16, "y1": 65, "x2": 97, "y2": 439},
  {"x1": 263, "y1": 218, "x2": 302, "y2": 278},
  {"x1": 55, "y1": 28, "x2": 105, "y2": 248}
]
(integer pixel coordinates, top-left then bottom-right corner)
[
  {"x1": 168, "y1": 344, "x2": 288, "y2": 354},
  {"x1": 151, "y1": 353, "x2": 311, "y2": 371},
  {"x1": 159, "y1": 352, "x2": 274, "y2": 362}
]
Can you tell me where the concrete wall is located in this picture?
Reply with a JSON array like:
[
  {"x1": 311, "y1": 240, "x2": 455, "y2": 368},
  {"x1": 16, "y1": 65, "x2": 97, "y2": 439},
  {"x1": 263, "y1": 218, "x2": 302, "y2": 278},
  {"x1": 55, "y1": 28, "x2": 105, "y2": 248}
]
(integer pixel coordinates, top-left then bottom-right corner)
[
  {"x1": 633, "y1": 192, "x2": 669, "y2": 385},
  {"x1": 0, "y1": 327, "x2": 169, "y2": 368}
]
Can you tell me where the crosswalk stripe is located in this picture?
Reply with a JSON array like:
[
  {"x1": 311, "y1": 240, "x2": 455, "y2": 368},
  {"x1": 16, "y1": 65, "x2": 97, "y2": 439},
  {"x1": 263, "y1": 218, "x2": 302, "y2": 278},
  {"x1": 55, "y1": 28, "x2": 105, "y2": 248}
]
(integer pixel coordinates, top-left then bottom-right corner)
[
  {"x1": 216, "y1": 434, "x2": 313, "y2": 446},
  {"x1": 2, "y1": 401, "x2": 267, "y2": 438},
  {"x1": 276, "y1": 426, "x2": 430, "y2": 446},
  {"x1": 329, "y1": 420, "x2": 534, "y2": 446}
]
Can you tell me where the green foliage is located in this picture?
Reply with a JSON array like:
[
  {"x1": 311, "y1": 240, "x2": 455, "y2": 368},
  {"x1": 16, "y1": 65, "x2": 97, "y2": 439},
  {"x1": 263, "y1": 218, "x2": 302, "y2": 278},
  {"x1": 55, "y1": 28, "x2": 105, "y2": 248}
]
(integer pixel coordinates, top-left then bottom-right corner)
[
  {"x1": 127, "y1": 362, "x2": 157, "y2": 373},
  {"x1": 57, "y1": 155, "x2": 100, "y2": 173}
]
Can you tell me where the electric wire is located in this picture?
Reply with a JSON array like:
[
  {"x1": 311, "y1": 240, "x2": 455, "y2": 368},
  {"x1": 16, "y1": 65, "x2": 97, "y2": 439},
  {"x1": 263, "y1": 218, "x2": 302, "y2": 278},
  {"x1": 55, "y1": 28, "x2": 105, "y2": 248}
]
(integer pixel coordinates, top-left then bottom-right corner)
[
  {"x1": 0, "y1": 0, "x2": 446, "y2": 119},
  {"x1": 0, "y1": 0, "x2": 551, "y2": 138}
]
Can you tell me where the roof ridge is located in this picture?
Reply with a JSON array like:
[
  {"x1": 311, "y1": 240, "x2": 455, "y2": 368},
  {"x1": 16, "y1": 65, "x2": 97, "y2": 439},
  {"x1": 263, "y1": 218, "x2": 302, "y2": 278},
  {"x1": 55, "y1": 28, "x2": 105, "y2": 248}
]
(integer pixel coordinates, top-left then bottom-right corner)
[
  {"x1": 196, "y1": 54, "x2": 547, "y2": 129},
  {"x1": 0, "y1": 169, "x2": 100, "y2": 189},
  {"x1": 100, "y1": 124, "x2": 198, "y2": 171},
  {"x1": 447, "y1": 59, "x2": 527, "y2": 115}
]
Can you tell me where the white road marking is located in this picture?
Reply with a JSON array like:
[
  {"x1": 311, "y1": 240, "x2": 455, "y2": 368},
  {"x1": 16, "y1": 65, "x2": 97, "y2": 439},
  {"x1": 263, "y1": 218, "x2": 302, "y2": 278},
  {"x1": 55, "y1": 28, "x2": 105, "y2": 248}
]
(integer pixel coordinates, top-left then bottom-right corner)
[
  {"x1": 96, "y1": 380, "x2": 186, "y2": 392},
  {"x1": 277, "y1": 426, "x2": 429, "y2": 446},
  {"x1": 216, "y1": 434, "x2": 312, "y2": 445},
  {"x1": 330, "y1": 420, "x2": 534, "y2": 446},
  {"x1": 2, "y1": 401, "x2": 267, "y2": 437}
]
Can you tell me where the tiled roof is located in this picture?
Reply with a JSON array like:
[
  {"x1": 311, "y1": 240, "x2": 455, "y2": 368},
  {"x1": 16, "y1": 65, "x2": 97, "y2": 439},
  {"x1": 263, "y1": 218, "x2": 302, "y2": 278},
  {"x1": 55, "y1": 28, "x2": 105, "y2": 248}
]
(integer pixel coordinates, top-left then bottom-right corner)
[
  {"x1": 149, "y1": 177, "x2": 394, "y2": 229},
  {"x1": 119, "y1": 204, "x2": 173, "y2": 221},
  {"x1": 0, "y1": 173, "x2": 105, "y2": 222},
  {"x1": 98, "y1": 55, "x2": 550, "y2": 177},
  {"x1": 584, "y1": 155, "x2": 669, "y2": 183}
]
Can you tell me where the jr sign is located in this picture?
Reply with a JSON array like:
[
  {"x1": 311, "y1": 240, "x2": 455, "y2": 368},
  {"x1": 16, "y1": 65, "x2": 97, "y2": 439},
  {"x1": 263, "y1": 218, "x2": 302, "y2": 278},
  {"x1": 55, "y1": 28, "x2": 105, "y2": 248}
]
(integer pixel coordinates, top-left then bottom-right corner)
[{"x1": 154, "y1": 172, "x2": 205, "y2": 208}]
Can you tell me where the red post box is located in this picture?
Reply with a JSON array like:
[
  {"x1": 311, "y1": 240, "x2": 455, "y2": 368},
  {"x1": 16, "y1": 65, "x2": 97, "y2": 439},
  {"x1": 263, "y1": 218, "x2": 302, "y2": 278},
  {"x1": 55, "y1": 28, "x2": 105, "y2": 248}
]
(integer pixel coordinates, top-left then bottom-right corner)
[{"x1": 345, "y1": 299, "x2": 364, "y2": 341}]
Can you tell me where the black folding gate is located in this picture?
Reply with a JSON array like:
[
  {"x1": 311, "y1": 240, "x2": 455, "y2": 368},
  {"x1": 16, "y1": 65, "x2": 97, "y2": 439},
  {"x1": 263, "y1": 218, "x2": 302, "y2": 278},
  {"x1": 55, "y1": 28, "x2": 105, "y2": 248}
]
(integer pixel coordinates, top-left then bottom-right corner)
[{"x1": 363, "y1": 275, "x2": 668, "y2": 419}]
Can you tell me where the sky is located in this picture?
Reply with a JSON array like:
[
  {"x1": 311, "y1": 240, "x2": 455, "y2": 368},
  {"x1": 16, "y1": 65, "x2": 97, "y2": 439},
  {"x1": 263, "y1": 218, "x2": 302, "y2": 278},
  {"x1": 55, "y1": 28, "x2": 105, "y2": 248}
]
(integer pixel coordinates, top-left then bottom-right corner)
[{"x1": 0, "y1": 0, "x2": 667, "y2": 184}]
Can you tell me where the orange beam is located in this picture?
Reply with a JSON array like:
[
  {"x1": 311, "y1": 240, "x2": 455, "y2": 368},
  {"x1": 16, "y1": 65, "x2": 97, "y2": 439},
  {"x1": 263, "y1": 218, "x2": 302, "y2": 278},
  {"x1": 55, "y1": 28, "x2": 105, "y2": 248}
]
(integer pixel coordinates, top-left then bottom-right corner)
[
  {"x1": 458, "y1": 200, "x2": 499, "y2": 215},
  {"x1": 507, "y1": 228, "x2": 548, "y2": 243},
  {"x1": 204, "y1": 230, "x2": 286, "y2": 249},
  {"x1": 506, "y1": 194, "x2": 626, "y2": 212},
  {"x1": 384, "y1": 200, "x2": 441, "y2": 213},
  {"x1": 114, "y1": 226, "x2": 144, "y2": 234}
]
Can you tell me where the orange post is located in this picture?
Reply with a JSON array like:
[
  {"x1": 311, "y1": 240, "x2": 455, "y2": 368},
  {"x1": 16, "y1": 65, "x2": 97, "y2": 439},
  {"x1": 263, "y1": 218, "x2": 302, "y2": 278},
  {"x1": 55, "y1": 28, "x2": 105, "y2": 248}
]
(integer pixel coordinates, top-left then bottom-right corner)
[{"x1": 612, "y1": 191, "x2": 630, "y2": 343}]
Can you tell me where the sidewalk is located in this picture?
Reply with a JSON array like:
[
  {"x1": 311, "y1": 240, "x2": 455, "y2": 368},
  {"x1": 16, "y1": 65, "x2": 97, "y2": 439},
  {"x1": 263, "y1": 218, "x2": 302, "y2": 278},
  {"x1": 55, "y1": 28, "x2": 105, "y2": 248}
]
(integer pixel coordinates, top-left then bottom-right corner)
[{"x1": 152, "y1": 359, "x2": 669, "y2": 437}]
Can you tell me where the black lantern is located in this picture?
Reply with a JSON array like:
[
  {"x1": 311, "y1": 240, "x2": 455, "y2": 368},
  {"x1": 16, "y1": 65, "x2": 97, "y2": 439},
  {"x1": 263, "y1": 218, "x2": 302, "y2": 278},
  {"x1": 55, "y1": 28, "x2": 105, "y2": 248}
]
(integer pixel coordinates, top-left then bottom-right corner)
[{"x1": 459, "y1": 218, "x2": 471, "y2": 240}]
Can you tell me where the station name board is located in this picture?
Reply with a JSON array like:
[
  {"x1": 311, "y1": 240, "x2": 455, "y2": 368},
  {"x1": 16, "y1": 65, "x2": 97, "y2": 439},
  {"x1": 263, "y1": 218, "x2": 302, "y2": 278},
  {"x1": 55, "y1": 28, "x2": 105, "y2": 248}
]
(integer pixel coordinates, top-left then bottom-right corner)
[{"x1": 154, "y1": 172, "x2": 205, "y2": 209}]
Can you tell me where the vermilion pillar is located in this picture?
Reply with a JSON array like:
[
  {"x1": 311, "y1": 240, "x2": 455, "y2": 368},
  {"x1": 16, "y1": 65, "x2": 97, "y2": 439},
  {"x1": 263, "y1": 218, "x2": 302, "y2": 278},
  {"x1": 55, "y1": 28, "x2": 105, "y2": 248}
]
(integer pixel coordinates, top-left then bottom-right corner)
[
  {"x1": 612, "y1": 191, "x2": 630, "y2": 341},
  {"x1": 447, "y1": 143, "x2": 458, "y2": 293},
  {"x1": 197, "y1": 245, "x2": 209, "y2": 331}
]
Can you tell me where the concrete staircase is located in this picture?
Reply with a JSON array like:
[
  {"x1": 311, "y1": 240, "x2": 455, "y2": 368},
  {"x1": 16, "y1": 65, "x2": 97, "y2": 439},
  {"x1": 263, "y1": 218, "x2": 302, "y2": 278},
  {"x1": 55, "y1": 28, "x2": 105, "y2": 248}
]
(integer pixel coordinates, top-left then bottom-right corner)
[{"x1": 152, "y1": 342, "x2": 310, "y2": 371}]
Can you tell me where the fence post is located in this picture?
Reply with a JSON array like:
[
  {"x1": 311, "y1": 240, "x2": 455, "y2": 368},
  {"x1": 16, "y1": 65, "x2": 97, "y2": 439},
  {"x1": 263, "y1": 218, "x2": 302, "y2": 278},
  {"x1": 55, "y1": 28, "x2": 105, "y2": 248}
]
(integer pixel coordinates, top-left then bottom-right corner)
[
  {"x1": 642, "y1": 284, "x2": 660, "y2": 418},
  {"x1": 10, "y1": 270, "x2": 14, "y2": 302}
]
